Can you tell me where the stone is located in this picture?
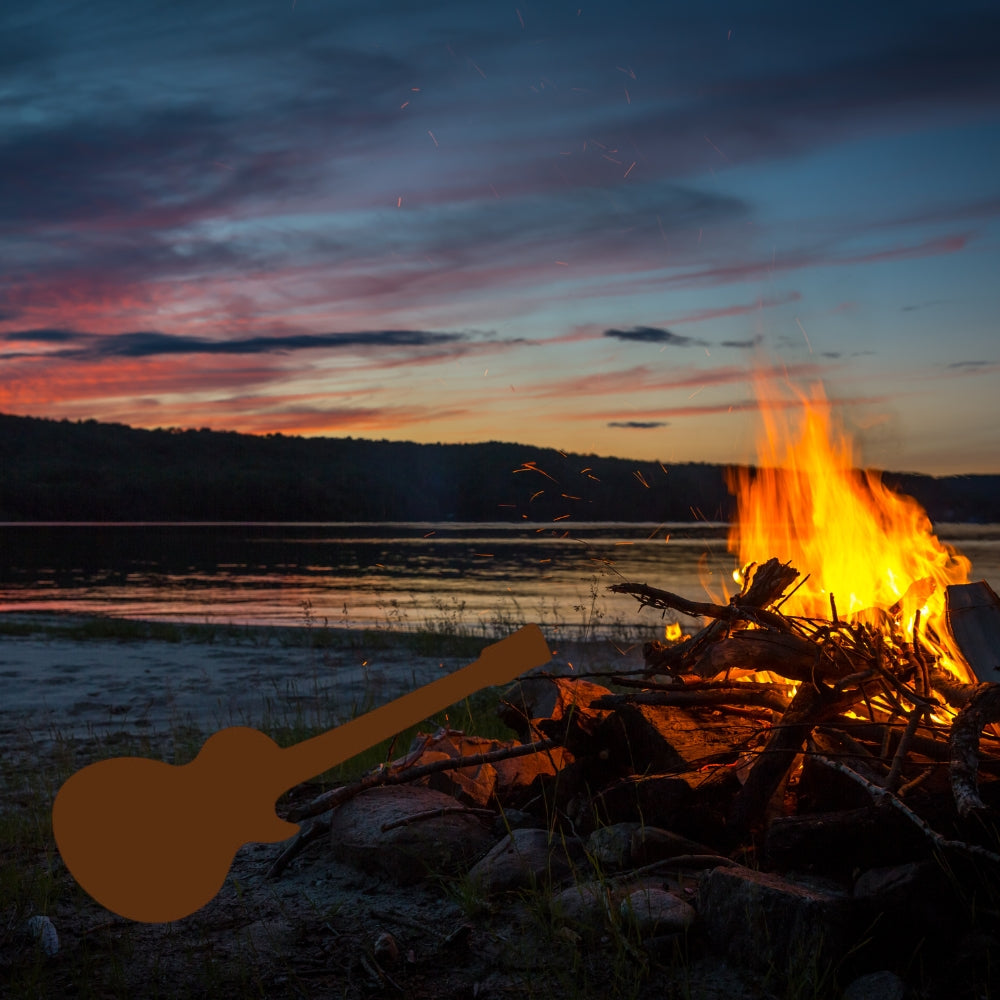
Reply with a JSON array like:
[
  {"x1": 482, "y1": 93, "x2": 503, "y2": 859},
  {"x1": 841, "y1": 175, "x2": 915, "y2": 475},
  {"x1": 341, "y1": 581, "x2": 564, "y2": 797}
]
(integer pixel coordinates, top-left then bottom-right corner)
[
  {"x1": 698, "y1": 866, "x2": 856, "y2": 981},
  {"x1": 630, "y1": 825, "x2": 719, "y2": 865},
  {"x1": 407, "y1": 729, "x2": 499, "y2": 808},
  {"x1": 841, "y1": 970, "x2": 907, "y2": 1000},
  {"x1": 596, "y1": 703, "x2": 760, "y2": 783},
  {"x1": 22, "y1": 915, "x2": 59, "y2": 957},
  {"x1": 619, "y1": 888, "x2": 696, "y2": 936},
  {"x1": 592, "y1": 774, "x2": 693, "y2": 829},
  {"x1": 765, "y1": 808, "x2": 929, "y2": 878},
  {"x1": 468, "y1": 827, "x2": 584, "y2": 895},
  {"x1": 406, "y1": 727, "x2": 571, "y2": 808},
  {"x1": 492, "y1": 744, "x2": 571, "y2": 806},
  {"x1": 852, "y1": 861, "x2": 961, "y2": 962},
  {"x1": 328, "y1": 785, "x2": 495, "y2": 885},
  {"x1": 491, "y1": 808, "x2": 542, "y2": 837},
  {"x1": 586, "y1": 822, "x2": 640, "y2": 871},
  {"x1": 498, "y1": 676, "x2": 613, "y2": 743},
  {"x1": 550, "y1": 881, "x2": 611, "y2": 933}
]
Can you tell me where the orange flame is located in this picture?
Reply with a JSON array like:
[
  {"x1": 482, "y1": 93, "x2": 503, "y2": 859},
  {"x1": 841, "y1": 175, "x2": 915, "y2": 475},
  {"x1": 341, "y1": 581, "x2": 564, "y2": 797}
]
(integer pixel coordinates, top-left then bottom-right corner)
[{"x1": 727, "y1": 381, "x2": 973, "y2": 682}]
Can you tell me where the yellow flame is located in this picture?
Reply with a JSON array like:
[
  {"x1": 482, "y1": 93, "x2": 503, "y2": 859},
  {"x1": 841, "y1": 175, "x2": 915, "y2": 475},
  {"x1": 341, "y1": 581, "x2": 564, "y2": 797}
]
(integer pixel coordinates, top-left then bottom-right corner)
[
  {"x1": 728, "y1": 380, "x2": 973, "y2": 682},
  {"x1": 664, "y1": 622, "x2": 683, "y2": 642}
]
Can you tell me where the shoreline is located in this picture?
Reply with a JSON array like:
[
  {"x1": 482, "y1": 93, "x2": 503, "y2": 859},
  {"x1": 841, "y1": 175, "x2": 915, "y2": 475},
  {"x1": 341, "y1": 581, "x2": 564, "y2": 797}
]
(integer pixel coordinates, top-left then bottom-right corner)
[{"x1": 0, "y1": 612, "x2": 645, "y2": 745}]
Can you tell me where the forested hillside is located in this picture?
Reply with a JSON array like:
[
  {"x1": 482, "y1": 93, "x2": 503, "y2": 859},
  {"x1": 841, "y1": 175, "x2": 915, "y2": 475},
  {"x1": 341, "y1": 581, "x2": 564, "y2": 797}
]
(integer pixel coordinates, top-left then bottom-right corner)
[{"x1": 0, "y1": 413, "x2": 996, "y2": 523}]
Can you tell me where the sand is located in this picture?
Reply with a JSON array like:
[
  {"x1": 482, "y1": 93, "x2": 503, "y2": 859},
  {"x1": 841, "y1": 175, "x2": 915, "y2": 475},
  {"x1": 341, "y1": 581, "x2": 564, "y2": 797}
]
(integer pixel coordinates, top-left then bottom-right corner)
[{"x1": 0, "y1": 618, "x2": 642, "y2": 744}]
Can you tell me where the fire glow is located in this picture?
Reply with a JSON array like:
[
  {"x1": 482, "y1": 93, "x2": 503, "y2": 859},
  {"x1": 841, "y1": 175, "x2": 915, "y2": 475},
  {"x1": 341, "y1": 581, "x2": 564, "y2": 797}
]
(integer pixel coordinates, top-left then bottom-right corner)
[{"x1": 726, "y1": 382, "x2": 974, "y2": 683}]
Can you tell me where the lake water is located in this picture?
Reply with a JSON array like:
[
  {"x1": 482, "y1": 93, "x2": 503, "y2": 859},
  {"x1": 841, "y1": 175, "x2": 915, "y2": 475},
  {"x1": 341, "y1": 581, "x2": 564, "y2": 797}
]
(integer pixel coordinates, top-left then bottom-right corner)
[{"x1": 1, "y1": 522, "x2": 998, "y2": 636}]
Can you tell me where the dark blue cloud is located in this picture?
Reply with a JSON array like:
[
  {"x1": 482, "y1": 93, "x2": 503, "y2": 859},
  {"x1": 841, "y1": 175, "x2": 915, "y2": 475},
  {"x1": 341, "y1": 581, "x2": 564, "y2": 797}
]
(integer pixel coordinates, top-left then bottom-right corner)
[
  {"x1": 1, "y1": 328, "x2": 468, "y2": 359},
  {"x1": 719, "y1": 336, "x2": 763, "y2": 349},
  {"x1": 604, "y1": 327, "x2": 705, "y2": 347},
  {"x1": 607, "y1": 420, "x2": 669, "y2": 429}
]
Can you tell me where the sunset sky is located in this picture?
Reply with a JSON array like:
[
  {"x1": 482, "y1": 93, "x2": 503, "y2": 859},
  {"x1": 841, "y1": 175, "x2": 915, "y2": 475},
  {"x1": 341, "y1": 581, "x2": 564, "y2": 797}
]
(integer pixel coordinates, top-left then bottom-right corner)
[{"x1": 1, "y1": 1, "x2": 998, "y2": 474}]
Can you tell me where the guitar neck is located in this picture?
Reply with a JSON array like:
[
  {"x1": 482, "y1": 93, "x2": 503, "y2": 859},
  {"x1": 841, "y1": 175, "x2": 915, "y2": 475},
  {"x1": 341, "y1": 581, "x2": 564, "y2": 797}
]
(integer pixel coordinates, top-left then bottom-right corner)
[{"x1": 278, "y1": 625, "x2": 550, "y2": 790}]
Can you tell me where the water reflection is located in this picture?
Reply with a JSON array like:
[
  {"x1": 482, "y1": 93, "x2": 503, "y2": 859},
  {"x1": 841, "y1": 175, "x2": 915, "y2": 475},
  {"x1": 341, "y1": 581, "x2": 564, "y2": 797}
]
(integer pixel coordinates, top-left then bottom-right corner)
[{"x1": 1, "y1": 522, "x2": 996, "y2": 633}]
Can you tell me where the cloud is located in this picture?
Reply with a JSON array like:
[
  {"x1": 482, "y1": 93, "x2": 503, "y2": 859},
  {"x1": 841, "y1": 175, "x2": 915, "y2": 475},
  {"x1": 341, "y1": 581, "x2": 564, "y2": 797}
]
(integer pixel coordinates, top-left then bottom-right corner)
[
  {"x1": 603, "y1": 327, "x2": 706, "y2": 347},
  {"x1": 1, "y1": 328, "x2": 470, "y2": 360},
  {"x1": 523, "y1": 361, "x2": 830, "y2": 400},
  {"x1": 948, "y1": 360, "x2": 993, "y2": 370},
  {"x1": 2, "y1": 328, "x2": 80, "y2": 343},
  {"x1": 719, "y1": 335, "x2": 764, "y2": 349},
  {"x1": 607, "y1": 420, "x2": 668, "y2": 429},
  {"x1": 584, "y1": 392, "x2": 888, "y2": 423}
]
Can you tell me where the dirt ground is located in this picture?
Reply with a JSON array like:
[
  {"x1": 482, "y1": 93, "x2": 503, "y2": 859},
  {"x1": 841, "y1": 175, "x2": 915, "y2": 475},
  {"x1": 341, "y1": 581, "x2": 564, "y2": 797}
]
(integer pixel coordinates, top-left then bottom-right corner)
[{"x1": 2, "y1": 756, "x2": 770, "y2": 1000}]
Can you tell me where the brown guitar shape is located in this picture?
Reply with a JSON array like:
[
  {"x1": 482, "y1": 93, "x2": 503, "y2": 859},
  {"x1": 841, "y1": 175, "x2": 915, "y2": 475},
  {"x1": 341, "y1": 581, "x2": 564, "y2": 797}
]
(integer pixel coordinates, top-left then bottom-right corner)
[{"x1": 53, "y1": 624, "x2": 552, "y2": 923}]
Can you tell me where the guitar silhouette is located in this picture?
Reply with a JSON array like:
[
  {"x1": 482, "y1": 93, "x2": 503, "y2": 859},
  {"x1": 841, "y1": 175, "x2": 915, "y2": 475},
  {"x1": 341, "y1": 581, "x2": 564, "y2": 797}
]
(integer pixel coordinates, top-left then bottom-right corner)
[{"x1": 53, "y1": 624, "x2": 552, "y2": 923}]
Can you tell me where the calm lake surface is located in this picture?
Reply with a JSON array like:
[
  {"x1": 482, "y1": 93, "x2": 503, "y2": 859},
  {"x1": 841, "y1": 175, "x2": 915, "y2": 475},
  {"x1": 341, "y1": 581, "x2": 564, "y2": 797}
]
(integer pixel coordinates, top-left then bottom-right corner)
[{"x1": 2, "y1": 522, "x2": 998, "y2": 634}]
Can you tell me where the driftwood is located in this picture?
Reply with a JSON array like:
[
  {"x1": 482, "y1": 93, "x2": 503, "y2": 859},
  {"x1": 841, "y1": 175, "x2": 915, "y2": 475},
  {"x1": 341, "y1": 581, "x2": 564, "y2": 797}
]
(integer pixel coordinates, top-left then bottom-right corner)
[
  {"x1": 950, "y1": 683, "x2": 1000, "y2": 817},
  {"x1": 268, "y1": 738, "x2": 558, "y2": 877},
  {"x1": 812, "y1": 750, "x2": 1000, "y2": 864},
  {"x1": 728, "y1": 682, "x2": 829, "y2": 831},
  {"x1": 592, "y1": 686, "x2": 791, "y2": 713},
  {"x1": 287, "y1": 737, "x2": 558, "y2": 822},
  {"x1": 611, "y1": 557, "x2": 799, "y2": 677}
]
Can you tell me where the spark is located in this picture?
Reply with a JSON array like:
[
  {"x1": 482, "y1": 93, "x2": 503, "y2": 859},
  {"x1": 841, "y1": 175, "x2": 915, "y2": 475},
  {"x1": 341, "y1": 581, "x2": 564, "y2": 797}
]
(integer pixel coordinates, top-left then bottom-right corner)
[
  {"x1": 555, "y1": 260, "x2": 569, "y2": 266},
  {"x1": 659, "y1": 462, "x2": 668, "y2": 476},
  {"x1": 623, "y1": 161, "x2": 636, "y2": 178},
  {"x1": 553, "y1": 514, "x2": 572, "y2": 521},
  {"x1": 484, "y1": 368, "x2": 489, "y2": 376},
  {"x1": 397, "y1": 196, "x2": 403, "y2": 208},
  {"x1": 616, "y1": 66, "x2": 637, "y2": 80},
  {"x1": 469, "y1": 59, "x2": 486, "y2": 78},
  {"x1": 530, "y1": 490, "x2": 544, "y2": 502},
  {"x1": 561, "y1": 493, "x2": 582, "y2": 500},
  {"x1": 633, "y1": 469, "x2": 650, "y2": 488},
  {"x1": 624, "y1": 87, "x2": 631, "y2": 105},
  {"x1": 515, "y1": 7, "x2": 524, "y2": 28},
  {"x1": 473, "y1": 552, "x2": 494, "y2": 558},
  {"x1": 704, "y1": 135, "x2": 730, "y2": 162},
  {"x1": 796, "y1": 316, "x2": 813, "y2": 354},
  {"x1": 615, "y1": 541, "x2": 634, "y2": 546},
  {"x1": 687, "y1": 386, "x2": 704, "y2": 399},
  {"x1": 423, "y1": 531, "x2": 436, "y2": 537},
  {"x1": 515, "y1": 461, "x2": 558, "y2": 483},
  {"x1": 428, "y1": 130, "x2": 439, "y2": 147},
  {"x1": 400, "y1": 101, "x2": 410, "y2": 110}
]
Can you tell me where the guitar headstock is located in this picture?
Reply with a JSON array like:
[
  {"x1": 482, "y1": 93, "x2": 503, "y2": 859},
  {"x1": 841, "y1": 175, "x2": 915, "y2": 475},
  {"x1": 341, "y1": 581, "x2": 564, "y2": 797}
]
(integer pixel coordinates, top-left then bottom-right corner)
[{"x1": 477, "y1": 624, "x2": 552, "y2": 686}]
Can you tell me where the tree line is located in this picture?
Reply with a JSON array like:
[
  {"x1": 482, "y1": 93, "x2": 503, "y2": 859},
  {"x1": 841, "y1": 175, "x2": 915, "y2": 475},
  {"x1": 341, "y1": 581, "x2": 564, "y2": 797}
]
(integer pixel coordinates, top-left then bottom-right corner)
[{"x1": 0, "y1": 412, "x2": 996, "y2": 524}]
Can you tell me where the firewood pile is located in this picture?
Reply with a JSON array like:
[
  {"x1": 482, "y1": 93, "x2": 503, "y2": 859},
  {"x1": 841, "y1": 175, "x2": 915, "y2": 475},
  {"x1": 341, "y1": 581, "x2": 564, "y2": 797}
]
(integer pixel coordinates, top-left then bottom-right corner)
[{"x1": 274, "y1": 559, "x2": 1000, "y2": 992}]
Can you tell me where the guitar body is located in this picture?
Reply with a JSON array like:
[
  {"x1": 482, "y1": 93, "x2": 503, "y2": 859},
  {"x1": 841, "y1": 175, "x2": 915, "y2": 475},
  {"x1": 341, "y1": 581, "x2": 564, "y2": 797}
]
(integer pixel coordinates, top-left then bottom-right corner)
[
  {"x1": 53, "y1": 625, "x2": 553, "y2": 922},
  {"x1": 52, "y1": 728, "x2": 299, "y2": 923}
]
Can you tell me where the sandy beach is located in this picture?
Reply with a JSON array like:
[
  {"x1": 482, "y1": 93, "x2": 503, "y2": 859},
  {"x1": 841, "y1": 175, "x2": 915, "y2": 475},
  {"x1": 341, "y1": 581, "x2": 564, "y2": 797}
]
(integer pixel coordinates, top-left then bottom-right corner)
[{"x1": 0, "y1": 615, "x2": 644, "y2": 745}]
